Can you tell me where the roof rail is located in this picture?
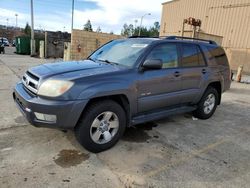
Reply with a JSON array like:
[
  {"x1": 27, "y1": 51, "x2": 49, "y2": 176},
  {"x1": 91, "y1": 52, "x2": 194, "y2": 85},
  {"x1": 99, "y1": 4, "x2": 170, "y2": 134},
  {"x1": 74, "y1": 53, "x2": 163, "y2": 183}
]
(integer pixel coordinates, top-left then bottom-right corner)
[
  {"x1": 166, "y1": 36, "x2": 217, "y2": 45},
  {"x1": 128, "y1": 36, "x2": 159, "y2": 38},
  {"x1": 128, "y1": 36, "x2": 147, "y2": 38}
]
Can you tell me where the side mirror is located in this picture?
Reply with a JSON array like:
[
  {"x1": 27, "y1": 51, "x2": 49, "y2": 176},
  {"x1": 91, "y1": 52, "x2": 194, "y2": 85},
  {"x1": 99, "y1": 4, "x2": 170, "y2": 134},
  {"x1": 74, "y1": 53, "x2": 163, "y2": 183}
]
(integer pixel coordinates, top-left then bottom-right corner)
[{"x1": 142, "y1": 59, "x2": 163, "y2": 70}]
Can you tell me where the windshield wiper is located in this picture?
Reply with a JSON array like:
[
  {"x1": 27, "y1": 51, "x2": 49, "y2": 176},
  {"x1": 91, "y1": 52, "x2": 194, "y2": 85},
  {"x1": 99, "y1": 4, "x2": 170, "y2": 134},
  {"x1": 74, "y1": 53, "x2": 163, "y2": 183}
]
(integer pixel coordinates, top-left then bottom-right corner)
[
  {"x1": 87, "y1": 57, "x2": 96, "y2": 62},
  {"x1": 97, "y1": 59, "x2": 119, "y2": 65}
]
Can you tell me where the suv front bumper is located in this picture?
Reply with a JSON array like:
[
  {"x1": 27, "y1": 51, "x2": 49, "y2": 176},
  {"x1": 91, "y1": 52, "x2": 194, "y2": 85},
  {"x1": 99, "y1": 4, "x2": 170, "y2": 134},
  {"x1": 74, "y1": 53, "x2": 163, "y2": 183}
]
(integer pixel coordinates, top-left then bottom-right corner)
[{"x1": 13, "y1": 83, "x2": 88, "y2": 129}]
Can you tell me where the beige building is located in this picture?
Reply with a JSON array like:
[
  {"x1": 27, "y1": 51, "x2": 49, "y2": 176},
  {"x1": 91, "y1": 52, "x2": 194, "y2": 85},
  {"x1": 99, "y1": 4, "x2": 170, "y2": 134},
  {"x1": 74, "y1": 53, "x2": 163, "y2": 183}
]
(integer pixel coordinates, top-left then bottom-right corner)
[
  {"x1": 160, "y1": 0, "x2": 250, "y2": 73},
  {"x1": 69, "y1": 30, "x2": 122, "y2": 60}
]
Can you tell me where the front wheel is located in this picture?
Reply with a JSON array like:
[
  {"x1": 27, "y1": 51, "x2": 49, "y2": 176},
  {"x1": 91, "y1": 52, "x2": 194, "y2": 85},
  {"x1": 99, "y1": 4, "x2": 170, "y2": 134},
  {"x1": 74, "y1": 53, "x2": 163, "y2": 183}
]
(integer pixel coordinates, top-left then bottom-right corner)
[
  {"x1": 75, "y1": 100, "x2": 126, "y2": 153},
  {"x1": 193, "y1": 87, "x2": 219, "y2": 119}
]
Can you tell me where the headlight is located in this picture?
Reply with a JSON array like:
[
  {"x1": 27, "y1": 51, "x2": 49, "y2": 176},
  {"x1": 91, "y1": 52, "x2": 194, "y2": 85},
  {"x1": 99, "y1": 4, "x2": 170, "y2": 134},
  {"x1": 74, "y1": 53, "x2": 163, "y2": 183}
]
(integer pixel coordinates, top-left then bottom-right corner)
[{"x1": 38, "y1": 80, "x2": 74, "y2": 97}]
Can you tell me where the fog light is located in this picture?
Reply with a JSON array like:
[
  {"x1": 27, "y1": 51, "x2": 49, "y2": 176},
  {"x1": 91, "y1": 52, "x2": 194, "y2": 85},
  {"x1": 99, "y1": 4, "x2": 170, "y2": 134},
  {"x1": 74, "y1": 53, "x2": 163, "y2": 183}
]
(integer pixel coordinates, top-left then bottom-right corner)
[{"x1": 34, "y1": 112, "x2": 57, "y2": 123}]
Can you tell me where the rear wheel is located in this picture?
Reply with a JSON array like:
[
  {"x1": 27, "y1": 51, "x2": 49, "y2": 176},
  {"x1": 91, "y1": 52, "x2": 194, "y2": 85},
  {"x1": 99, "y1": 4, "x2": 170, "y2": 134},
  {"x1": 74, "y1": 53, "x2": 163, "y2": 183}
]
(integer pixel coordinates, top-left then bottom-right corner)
[
  {"x1": 75, "y1": 100, "x2": 126, "y2": 153},
  {"x1": 193, "y1": 87, "x2": 219, "y2": 119}
]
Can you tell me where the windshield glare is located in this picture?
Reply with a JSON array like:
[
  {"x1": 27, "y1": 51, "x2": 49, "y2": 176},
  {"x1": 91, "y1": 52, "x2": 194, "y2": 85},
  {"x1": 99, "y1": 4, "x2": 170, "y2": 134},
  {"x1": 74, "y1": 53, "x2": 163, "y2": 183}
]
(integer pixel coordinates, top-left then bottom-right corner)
[{"x1": 89, "y1": 39, "x2": 152, "y2": 67}]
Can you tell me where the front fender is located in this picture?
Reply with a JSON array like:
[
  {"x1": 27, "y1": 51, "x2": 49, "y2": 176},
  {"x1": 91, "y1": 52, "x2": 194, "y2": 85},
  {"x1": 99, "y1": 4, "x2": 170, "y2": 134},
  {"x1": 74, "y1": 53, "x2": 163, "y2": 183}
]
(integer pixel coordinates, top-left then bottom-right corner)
[
  {"x1": 77, "y1": 81, "x2": 131, "y2": 99},
  {"x1": 76, "y1": 80, "x2": 137, "y2": 114}
]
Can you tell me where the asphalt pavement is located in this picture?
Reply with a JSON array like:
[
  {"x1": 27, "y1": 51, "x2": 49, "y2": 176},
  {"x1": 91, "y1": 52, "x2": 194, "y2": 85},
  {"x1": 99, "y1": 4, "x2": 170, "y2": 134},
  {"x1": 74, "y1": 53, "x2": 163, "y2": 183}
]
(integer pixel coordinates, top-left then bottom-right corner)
[{"x1": 1, "y1": 47, "x2": 250, "y2": 188}]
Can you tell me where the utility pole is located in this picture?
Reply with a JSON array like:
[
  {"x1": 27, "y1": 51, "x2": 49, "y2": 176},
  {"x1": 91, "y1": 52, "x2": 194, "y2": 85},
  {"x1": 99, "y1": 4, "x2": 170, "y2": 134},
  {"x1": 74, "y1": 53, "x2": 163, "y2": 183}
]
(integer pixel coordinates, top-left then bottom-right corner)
[
  {"x1": 134, "y1": 19, "x2": 138, "y2": 35},
  {"x1": 134, "y1": 20, "x2": 138, "y2": 28},
  {"x1": 6, "y1": 18, "x2": 9, "y2": 29},
  {"x1": 15, "y1": 14, "x2": 18, "y2": 28},
  {"x1": 71, "y1": 0, "x2": 75, "y2": 32},
  {"x1": 138, "y1": 13, "x2": 151, "y2": 36},
  {"x1": 30, "y1": 0, "x2": 35, "y2": 56}
]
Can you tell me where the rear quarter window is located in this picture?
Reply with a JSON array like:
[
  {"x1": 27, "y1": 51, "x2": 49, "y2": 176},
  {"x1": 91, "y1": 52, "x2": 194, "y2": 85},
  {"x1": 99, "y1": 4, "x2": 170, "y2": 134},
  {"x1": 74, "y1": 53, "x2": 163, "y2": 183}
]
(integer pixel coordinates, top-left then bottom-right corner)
[{"x1": 205, "y1": 46, "x2": 229, "y2": 66}]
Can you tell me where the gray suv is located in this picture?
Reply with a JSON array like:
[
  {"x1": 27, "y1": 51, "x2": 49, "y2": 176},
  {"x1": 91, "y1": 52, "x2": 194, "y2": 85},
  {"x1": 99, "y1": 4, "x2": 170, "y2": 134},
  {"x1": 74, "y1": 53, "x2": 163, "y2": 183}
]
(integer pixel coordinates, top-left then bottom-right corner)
[{"x1": 13, "y1": 36, "x2": 231, "y2": 152}]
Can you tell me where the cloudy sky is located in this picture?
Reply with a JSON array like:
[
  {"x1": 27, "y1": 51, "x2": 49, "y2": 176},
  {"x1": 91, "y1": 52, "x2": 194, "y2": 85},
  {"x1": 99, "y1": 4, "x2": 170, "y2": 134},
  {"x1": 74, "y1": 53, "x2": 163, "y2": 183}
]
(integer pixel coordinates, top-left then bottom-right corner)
[{"x1": 0, "y1": 0, "x2": 168, "y2": 34}]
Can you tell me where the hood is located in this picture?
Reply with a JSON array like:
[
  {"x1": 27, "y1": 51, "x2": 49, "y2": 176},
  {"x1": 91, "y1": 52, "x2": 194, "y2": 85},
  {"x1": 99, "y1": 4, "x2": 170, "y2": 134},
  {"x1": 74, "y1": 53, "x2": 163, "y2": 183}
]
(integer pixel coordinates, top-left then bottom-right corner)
[{"x1": 28, "y1": 60, "x2": 123, "y2": 79}]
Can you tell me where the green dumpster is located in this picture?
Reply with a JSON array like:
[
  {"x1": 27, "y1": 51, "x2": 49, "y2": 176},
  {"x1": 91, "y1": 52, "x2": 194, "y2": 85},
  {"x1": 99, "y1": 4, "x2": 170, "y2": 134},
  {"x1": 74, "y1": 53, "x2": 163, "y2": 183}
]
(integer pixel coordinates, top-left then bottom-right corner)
[{"x1": 16, "y1": 36, "x2": 30, "y2": 55}]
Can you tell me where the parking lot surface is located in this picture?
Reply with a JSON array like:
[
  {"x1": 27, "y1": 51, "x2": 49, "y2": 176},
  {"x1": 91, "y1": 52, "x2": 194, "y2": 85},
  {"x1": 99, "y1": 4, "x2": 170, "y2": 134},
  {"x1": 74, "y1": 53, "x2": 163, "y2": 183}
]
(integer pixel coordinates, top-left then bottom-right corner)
[{"x1": 1, "y1": 47, "x2": 250, "y2": 188}]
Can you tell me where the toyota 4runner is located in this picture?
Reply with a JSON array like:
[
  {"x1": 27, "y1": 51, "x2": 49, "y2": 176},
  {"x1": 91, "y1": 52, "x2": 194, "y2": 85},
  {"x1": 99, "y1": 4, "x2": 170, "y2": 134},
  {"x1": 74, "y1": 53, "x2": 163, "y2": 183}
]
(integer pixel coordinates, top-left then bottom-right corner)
[{"x1": 13, "y1": 36, "x2": 231, "y2": 152}]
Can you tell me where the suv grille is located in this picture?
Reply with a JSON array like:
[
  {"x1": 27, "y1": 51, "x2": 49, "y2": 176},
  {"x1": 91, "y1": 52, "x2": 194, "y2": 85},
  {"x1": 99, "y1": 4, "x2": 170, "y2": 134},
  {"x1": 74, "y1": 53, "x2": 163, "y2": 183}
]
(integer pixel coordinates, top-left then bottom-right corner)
[{"x1": 22, "y1": 71, "x2": 39, "y2": 94}]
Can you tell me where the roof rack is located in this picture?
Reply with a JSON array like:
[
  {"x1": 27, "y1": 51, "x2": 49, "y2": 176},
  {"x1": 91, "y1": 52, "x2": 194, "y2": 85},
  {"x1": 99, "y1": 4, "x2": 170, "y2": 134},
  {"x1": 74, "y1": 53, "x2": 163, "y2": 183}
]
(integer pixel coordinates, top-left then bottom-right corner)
[
  {"x1": 165, "y1": 36, "x2": 217, "y2": 45},
  {"x1": 128, "y1": 36, "x2": 159, "y2": 38}
]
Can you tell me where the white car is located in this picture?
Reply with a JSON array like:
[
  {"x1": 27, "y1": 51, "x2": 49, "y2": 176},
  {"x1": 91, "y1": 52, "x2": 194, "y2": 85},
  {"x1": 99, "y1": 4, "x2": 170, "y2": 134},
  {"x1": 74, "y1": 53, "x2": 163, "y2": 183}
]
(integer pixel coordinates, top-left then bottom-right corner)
[{"x1": 0, "y1": 37, "x2": 10, "y2": 46}]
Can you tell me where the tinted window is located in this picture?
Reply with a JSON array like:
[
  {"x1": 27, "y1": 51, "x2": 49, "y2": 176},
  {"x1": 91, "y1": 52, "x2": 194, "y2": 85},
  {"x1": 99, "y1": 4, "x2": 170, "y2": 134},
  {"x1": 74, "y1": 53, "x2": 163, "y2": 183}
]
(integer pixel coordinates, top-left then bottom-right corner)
[
  {"x1": 146, "y1": 43, "x2": 178, "y2": 69},
  {"x1": 205, "y1": 46, "x2": 228, "y2": 66},
  {"x1": 181, "y1": 44, "x2": 205, "y2": 67}
]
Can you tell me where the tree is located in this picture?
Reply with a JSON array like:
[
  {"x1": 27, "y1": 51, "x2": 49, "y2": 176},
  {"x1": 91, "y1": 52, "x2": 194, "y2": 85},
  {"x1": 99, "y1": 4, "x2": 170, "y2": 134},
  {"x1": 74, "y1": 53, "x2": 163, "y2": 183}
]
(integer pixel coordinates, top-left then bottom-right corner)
[
  {"x1": 121, "y1": 23, "x2": 129, "y2": 36},
  {"x1": 121, "y1": 23, "x2": 134, "y2": 37},
  {"x1": 96, "y1": 26, "x2": 101, "y2": 33},
  {"x1": 128, "y1": 24, "x2": 134, "y2": 36},
  {"x1": 123, "y1": 21, "x2": 160, "y2": 37},
  {"x1": 24, "y1": 22, "x2": 31, "y2": 36},
  {"x1": 149, "y1": 21, "x2": 160, "y2": 37},
  {"x1": 110, "y1": 31, "x2": 114, "y2": 35},
  {"x1": 83, "y1": 20, "x2": 93, "y2": 32},
  {"x1": 134, "y1": 26, "x2": 149, "y2": 36},
  {"x1": 154, "y1": 21, "x2": 160, "y2": 31}
]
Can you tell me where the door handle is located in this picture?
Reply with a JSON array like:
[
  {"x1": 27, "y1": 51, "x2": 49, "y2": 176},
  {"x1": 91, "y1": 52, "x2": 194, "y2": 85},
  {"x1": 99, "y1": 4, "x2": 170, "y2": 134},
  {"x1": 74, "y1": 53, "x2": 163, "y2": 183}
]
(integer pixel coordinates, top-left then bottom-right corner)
[
  {"x1": 174, "y1": 71, "x2": 180, "y2": 77},
  {"x1": 202, "y1": 69, "x2": 207, "y2": 74}
]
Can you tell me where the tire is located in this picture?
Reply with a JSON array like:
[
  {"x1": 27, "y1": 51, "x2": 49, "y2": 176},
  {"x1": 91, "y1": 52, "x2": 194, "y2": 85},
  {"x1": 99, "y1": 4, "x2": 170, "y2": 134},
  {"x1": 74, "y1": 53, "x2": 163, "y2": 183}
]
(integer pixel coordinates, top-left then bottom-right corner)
[
  {"x1": 193, "y1": 86, "x2": 219, "y2": 119},
  {"x1": 75, "y1": 100, "x2": 126, "y2": 153}
]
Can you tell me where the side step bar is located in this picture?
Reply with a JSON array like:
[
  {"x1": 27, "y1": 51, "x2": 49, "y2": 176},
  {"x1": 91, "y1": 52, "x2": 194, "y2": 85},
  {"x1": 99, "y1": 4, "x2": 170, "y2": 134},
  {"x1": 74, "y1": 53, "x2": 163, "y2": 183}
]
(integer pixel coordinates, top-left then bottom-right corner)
[{"x1": 131, "y1": 106, "x2": 197, "y2": 125}]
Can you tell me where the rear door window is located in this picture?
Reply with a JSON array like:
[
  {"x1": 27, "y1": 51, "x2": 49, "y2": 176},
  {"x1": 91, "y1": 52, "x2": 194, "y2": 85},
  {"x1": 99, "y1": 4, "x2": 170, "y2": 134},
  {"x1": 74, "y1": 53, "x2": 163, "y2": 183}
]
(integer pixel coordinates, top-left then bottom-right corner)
[{"x1": 181, "y1": 44, "x2": 206, "y2": 67}]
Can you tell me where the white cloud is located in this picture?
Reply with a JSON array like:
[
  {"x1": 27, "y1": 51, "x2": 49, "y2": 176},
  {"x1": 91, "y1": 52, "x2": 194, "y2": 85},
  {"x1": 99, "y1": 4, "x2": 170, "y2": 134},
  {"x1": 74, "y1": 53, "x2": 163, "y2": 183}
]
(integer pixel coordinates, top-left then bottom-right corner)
[
  {"x1": 74, "y1": 0, "x2": 167, "y2": 33},
  {"x1": 0, "y1": 0, "x2": 170, "y2": 34},
  {"x1": 0, "y1": 8, "x2": 29, "y2": 27},
  {"x1": 35, "y1": 12, "x2": 72, "y2": 32},
  {"x1": 0, "y1": 7, "x2": 71, "y2": 32}
]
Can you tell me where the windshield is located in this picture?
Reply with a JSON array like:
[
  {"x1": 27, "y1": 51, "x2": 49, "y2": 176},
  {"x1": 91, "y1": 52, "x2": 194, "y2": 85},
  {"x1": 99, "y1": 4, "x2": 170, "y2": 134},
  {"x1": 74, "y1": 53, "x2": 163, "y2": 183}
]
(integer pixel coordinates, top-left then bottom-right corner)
[{"x1": 89, "y1": 39, "x2": 152, "y2": 67}]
